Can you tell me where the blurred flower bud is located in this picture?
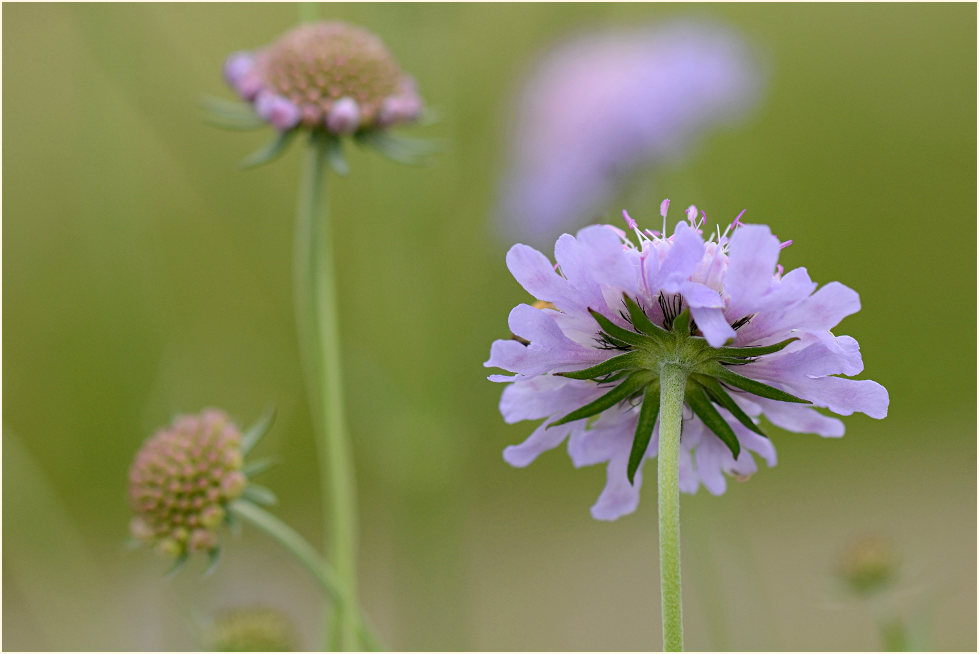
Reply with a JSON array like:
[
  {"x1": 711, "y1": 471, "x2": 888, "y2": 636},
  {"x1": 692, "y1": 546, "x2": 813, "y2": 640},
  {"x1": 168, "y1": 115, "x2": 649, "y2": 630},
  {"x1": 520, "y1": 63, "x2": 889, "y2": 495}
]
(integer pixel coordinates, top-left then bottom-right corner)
[
  {"x1": 325, "y1": 97, "x2": 361, "y2": 134},
  {"x1": 207, "y1": 607, "x2": 298, "y2": 652},
  {"x1": 839, "y1": 535, "x2": 899, "y2": 597},
  {"x1": 127, "y1": 408, "x2": 246, "y2": 558},
  {"x1": 255, "y1": 92, "x2": 302, "y2": 131}
]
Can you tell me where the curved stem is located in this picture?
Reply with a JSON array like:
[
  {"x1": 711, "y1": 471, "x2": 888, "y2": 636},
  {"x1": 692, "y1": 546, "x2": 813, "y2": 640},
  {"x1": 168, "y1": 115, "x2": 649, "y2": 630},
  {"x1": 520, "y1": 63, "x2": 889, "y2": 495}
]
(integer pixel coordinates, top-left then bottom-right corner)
[
  {"x1": 293, "y1": 132, "x2": 360, "y2": 650},
  {"x1": 658, "y1": 363, "x2": 687, "y2": 652},
  {"x1": 228, "y1": 501, "x2": 383, "y2": 650}
]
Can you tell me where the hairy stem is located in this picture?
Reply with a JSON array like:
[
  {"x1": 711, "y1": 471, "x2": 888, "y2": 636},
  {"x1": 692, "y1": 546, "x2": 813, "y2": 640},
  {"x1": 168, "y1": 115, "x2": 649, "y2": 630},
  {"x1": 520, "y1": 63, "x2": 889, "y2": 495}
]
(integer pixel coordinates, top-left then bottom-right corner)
[
  {"x1": 293, "y1": 132, "x2": 360, "y2": 650},
  {"x1": 658, "y1": 363, "x2": 687, "y2": 651}
]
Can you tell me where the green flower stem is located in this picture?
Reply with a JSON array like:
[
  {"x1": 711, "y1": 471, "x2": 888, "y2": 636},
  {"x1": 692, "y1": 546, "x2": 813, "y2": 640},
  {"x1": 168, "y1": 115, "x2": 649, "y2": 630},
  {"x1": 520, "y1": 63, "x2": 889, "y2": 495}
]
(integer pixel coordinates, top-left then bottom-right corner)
[
  {"x1": 658, "y1": 363, "x2": 687, "y2": 652},
  {"x1": 227, "y1": 500, "x2": 383, "y2": 651},
  {"x1": 294, "y1": 132, "x2": 361, "y2": 650}
]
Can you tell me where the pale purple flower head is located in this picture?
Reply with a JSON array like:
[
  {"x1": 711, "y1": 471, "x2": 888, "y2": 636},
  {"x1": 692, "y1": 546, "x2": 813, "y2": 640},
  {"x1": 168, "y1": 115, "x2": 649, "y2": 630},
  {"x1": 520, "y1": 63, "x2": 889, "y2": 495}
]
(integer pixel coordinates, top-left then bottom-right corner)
[
  {"x1": 497, "y1": 22, "x2": 764, "y2": 246},
  {"x1": 223, "y1": 21, "x2": 423, "y2": 135},
  {"x1": 485, "y1": 201, "x2": 888, "y2": 520}
]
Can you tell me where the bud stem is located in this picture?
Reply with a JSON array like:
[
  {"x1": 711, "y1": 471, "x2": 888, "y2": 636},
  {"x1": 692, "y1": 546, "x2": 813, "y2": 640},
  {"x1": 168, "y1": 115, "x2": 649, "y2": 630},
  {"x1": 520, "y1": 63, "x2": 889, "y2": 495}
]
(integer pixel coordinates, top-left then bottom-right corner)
[
  {"x1": 658, "y1": 363, "x2": 686, "y2": 651},
  {"x1": 294, "y1": 132, "x2": 361, "y2": 650},
  {"x1": 228, "y1": 500, "x2": 383, "y2": 650}
]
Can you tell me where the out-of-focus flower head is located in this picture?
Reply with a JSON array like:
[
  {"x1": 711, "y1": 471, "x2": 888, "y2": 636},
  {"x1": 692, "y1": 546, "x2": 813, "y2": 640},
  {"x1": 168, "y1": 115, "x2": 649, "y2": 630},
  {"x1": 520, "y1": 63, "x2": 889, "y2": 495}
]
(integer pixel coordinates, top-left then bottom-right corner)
[
  {"x1": 497, "y1": 22, "x2": 764, "y2": 246},
  {"x1": 224, "y1": 21, "x2": 422, "y2": 134},
  {"x1": 839, "y1": 535, "x2": 900, "y2": 597},
  {"x1": 211, "y1": 21, "x2": 434, "y2": 169},
  {"x1": 127, "y1": 408, "x2": 275, "y2": 566},
  {"x1": 485, "y1": 201, "x2": 888, "y2": 520},
  {"x1": 207, "y1": 607, "x2": 298, "y2": 651}
]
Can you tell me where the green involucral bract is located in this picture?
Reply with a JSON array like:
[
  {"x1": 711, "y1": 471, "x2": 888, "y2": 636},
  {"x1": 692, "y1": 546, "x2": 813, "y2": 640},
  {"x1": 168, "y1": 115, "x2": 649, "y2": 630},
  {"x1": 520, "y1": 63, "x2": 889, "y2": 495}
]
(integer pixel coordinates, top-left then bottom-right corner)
[{"x1": 552, "y1": 293, "x2": 806, "y2": 484}]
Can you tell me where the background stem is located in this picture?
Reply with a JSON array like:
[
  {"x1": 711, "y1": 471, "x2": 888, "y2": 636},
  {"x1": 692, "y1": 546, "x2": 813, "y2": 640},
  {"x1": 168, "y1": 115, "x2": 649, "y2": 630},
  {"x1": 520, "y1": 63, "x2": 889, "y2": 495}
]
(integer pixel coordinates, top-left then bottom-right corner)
[
  {"x1": 658, "y1": 363, "x2": 687, "y2": 652},
  {"x1": 293, "y1": 133, "x2": 361, "y2": 650},
  {"x1": 228, "y1": 501, "x2": 383, "y2": 650}
]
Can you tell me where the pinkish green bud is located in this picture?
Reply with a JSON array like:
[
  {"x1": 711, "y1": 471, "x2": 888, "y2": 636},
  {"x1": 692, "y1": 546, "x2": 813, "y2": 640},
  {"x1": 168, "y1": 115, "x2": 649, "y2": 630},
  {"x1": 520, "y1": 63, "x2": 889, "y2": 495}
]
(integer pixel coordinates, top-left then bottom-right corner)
[
  {"x1": 225, "y1": 21, "x2": 422, "y2": 132},
  {"x1": 200, "y1": 505, "x2": 225, "y2": 529},
  {"x1": 156, "y1": 538, "x2": 182, "y2": 558},
  {"x1": 188, "y1": 528, "x2": 218, "y2": 552},
  {"x1": 128, "y1": 408, "x2": 246, "y2": 558},
  {"x1": 221, "y1": 471, "x2": 247, "y2": 499}
]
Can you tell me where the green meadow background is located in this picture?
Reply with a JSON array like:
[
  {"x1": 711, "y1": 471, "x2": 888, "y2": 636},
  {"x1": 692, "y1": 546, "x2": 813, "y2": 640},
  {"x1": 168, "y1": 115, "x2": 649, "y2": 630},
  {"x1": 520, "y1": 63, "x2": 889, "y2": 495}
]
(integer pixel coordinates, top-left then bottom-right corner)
[{"x1": 3, "y1": 3, "x2": 975, "y2": 651}]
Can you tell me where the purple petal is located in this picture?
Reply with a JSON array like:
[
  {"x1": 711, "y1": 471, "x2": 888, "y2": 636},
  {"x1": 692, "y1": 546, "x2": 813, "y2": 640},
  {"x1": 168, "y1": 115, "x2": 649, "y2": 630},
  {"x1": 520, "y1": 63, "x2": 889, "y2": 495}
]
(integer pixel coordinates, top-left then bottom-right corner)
[
  {"x1": 485, "y1": 305, "x2": 605, "y2": 376},
  {"x1": 745, "y1": 333, "x2": 864, "y2": 380},
  {"x1": 557, "y1": 225, "x2": 638, "y2": 295},
  {"x1": 504, "y1": 420, "x2": 576, "y2": 467},
  {"x1": 646, "y1": 222, "x2": 705, "y2": 293},
  {"x1": 680, "y1": 280, "x2": 724, "y2": 309},
  {"x1": 690, "y1": 305, "x2": 735, "y2": 347},
  {"x1": 499, "y1": 376, "x2": 603, "y2": 424},
  {"x1": 753, "y1": 398, "x2": 845, "y2": 437},
  {"x1": 781, "y1": 281, "x2": 861, "y2": 332},
  {"x1": 505, "y1": 244, "x2": 570, "y2": 305},
  {"x1": 725, "y1": 224, "x2": 780, "y2": 318},
  {"x1": 677, "y1": 447, "x2": 701, "y2": 493},
  {"x1": 591, "y1": 454, "x2": 642, "y2": 520},
  {"x1": 695, "y1": 437, "x2": 728, "y2": 495},
  {"x1": 789, "y1": 377, "x2": 889, "y2": 419}
]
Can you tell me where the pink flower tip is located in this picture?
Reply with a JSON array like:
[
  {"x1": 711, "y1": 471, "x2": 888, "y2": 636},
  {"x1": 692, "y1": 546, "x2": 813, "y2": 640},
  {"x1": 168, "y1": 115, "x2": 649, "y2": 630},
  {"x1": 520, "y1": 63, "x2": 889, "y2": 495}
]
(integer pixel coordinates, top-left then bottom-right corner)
[
  {"x1": 622, "y1": 209, "x2": 638, "y2": 230},
  {"x1": 223, "y1": 51, "x2": 254, "y2": 86},
  {"x1": 255, "y1": 92, "x2": 301, "y2": 131},
  {"x1": 377, "y1": 87, "x2": 423, "y2": 127},
  {"x1": 325, "y1": 97, "x2": 361, "y2": 134}
]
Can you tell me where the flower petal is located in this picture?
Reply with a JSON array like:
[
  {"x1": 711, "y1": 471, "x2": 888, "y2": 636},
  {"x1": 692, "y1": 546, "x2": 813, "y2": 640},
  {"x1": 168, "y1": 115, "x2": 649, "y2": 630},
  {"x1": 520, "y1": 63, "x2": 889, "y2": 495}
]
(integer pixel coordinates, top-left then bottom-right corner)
[
  {"x1": 725, "y1": 224, "x2": 780, "y2": 318},
  {"x1": 505, "y1": 244, "x2": 573, "y2": 307},
  {"x1": 790, "y1": 377, "x2": 889, "y2": 419},
  {"x1": 645, "y1": 222, "x2": 704, "y2": 293},
  {"x1": 499, "y1": 376, "x2": 603, "y2": 424},
  {"x1": 591, "y1": 453, "x2": 642, "y2": 520},
  {"x1": 556, "y1": 225, "x2": 638, "y2": 297},
  {"x1": 504, "y1": 420, "x2": 579, "y2": 467},
  {"x1": 753, "y1": 398, "x2": 845, "y2": 437},
  {"x1": 690, "y1": 305, "x2": 736, "y2": 347}
]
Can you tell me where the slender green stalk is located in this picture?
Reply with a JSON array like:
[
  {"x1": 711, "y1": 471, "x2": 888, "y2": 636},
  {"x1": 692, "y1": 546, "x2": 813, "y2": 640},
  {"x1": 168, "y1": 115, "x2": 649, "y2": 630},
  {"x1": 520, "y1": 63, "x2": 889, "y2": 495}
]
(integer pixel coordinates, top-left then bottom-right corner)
[
  {"x1": 293, "y1": 132, "x2": 361, "y2": 650},
  {"x1": 658, "y1": 363, "x2": 687, "y2": 652},
  {"x1": 228, "y1": 501, "x2": 383, "y2": 651}
]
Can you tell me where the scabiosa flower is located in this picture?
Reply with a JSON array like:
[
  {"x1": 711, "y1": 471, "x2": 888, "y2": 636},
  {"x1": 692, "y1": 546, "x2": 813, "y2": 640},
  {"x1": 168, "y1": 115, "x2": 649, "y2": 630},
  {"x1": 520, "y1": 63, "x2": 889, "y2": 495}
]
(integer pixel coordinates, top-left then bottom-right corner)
[
  {"x1": 485, "y1": 201, "x2": 888, "y2": 520},
  {"x1": 496, "y1": 22, "x2": 763, "y2": 246},
  {"x1": 128, "y1": 408, "x2": 273, "y2": 560},
  {"x1": 223, "y1": 21, "x2": 422, "y2": 134}
]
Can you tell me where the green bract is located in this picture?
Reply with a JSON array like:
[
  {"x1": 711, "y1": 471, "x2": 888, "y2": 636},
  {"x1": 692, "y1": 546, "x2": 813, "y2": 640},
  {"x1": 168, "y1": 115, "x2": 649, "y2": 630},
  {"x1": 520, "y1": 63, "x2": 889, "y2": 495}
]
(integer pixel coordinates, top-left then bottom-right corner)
[{"x1": 552, "y1": 293, "x2": 805, "y2": 484}]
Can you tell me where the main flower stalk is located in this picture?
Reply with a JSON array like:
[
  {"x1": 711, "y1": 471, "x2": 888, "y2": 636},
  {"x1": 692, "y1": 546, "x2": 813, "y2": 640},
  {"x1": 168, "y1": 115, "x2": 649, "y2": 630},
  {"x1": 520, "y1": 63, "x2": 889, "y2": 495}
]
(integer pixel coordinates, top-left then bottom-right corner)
[
  {"x1": 658, "y1": 363, "x2": 686, "y2": 652},
  {"x1": 293, "y1": 132, "x2": 360, "y2": 650}
]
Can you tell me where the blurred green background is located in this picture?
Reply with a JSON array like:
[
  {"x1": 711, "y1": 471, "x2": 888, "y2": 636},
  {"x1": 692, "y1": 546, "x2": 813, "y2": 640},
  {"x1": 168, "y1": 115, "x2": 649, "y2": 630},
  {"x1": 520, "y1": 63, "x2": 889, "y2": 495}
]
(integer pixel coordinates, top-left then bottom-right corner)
[{"x1": 3, "y1": 3, "x2": 975, "y2": 651}]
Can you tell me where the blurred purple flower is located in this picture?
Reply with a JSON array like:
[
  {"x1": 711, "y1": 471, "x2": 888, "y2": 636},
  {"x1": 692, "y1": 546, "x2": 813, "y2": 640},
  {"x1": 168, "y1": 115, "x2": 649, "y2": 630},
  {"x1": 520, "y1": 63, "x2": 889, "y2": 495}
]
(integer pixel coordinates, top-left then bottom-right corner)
[
  {"x1": 497, "y1": 22, "x2": 764, "y2": 245},
  {"x1": 485, "y1": 202, "x2": 888, "y2": 520}
]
